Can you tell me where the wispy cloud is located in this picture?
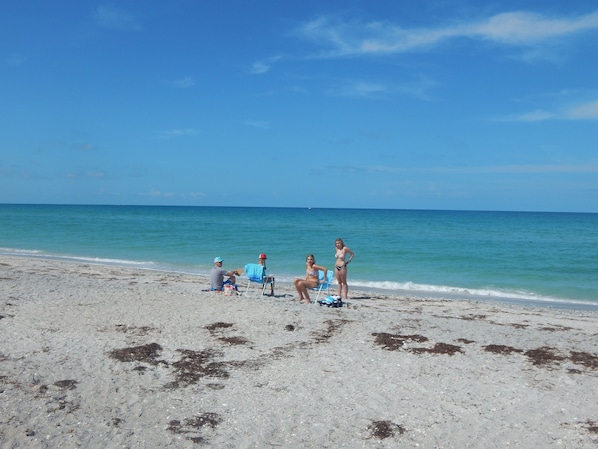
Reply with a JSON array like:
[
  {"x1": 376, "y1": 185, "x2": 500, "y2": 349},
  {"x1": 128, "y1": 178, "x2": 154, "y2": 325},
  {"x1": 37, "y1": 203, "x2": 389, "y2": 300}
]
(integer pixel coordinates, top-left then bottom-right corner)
[
  {"x1": 566, "y1": 100, "x2": 598, "y2": 119},
  {"x1": 94, "y1": 6, "x2": 141, "y2": 31},
  {"x1": 5, "y1": 54, "x2": 26, "y2": 67},
  {"x1": 173, "y1": 76, "x2": 195, "y2": 88},
  {"x1": 71, "y1": 142, "x2": 95, "y2": 151},
  {"x1": 499, "y1": 98, "x2": 598, "y2": 122},
  {"x1": 427, "y1": 164, "x2": 598, "y2": 174},
  {"x1": 295, "y1": 10, "x2": 598, "y2": 57},
  {"x1": 326, "y1": 75, "x2": 438, "y2": 100},
  {"x1": 159, "y1": 128, "x2": 201, "y2": 139},
  {"x1": 326, "y1": 81, "x2": 388, "y2": 98},
  {"x1": 243, "y1": 120, "x2": 270, "y2": 130},
  {"x1": 249, "y1": 55, "x2": 283, "y2": 74},
  {"x1": 498, "y1": 109, "x2": 557, "y2": 122},
  {"x1": 329, "y1": 164, "x2": 598, "y2": 175},
  {"x1": 145, "y1": 189, "x2": 175, "y2": 197}
]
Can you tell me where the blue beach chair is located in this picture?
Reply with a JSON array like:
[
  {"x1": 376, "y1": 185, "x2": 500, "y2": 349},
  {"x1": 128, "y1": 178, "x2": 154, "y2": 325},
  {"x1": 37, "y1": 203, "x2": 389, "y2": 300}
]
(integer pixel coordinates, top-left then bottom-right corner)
[
  {"x1": 311, "y1": 269, "x2": 333, "y2": 302},
  {"x1": 244, "y1": 263, "x2": 274, "y2": 296}
]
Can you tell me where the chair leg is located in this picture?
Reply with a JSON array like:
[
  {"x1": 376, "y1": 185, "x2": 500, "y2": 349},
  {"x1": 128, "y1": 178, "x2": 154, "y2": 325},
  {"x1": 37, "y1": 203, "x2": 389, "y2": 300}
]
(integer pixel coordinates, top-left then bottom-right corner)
[{"x1": 315, "y1": 286, "x2": 322, "y2": 302}]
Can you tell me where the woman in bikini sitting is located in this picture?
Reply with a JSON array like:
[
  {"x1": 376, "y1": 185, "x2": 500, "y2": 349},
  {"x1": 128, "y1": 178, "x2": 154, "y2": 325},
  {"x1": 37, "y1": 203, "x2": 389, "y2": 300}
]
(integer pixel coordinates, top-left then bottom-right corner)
[
  {"x1": 294, "y1": 254, "x2": 327, "y2": 304},
  {"x1": 334, "y1": 238, "x2": 354, "y2": 300}
]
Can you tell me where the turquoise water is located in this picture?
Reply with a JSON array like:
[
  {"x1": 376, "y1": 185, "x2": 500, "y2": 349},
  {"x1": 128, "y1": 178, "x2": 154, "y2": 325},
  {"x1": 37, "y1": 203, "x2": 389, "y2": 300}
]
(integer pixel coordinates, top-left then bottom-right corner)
[{"x1": 1, "y1": 204, "x2": 597, "y2": 309}]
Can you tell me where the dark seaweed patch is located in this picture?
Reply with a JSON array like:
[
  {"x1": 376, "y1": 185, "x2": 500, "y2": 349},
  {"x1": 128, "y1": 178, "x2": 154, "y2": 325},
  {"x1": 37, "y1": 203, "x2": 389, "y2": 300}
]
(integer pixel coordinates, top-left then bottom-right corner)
[
  {"x1": 372, "y1": 332, "x2": 428, "y2": 351},
  {"x1": 313, "y1": 319, "x2": 350, "y2": 343},
  {"x1": 570, "y1": 351, "x2": 598, "y2": 370},
  {"x1": 218, "y1": 336, "x2": 249, "y2": 345},
  {"x1": 108, "y1": 343, "x2": 164, "y2": 365},
  {"x1": 367, "y1": 420, "x2": 405, "y2": 439},
  {"x1": 460, "y1": 314, "x2": 487, "y2": 321},
  {"x1": 524, "y1": 347, "x2": 565, "y2": 367},
  {"x1": 168, "y1": 413, "x2": 222, "y2": 444},
  {"x1": 167, "y1": 348, "x2": 229, "y2": 388},
  {"x1": 410, "y1": 342, "x2": 463, "y2": 355},
  {"x1": 53, "y1": 379, "x2": 78, "y2": 390},
  {"x1": 586, "y1": 420, "x2": 598, "y2": 434},
  {"x1": 115, "y1": 324, "x2": 154, "y2": 336},
  {"x1": 206, "y1": 322, "x2": 234, "y2": 332},
  {"x1": 484, "y1": 345, "x2": 523, "y2": 355}
]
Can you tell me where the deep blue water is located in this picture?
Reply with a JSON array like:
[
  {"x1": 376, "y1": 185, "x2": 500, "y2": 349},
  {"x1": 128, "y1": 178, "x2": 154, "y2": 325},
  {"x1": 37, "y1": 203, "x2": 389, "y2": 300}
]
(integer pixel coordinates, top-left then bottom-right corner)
[{"x1": 1, "y1": 204, "x2": 597, "y2": 309}]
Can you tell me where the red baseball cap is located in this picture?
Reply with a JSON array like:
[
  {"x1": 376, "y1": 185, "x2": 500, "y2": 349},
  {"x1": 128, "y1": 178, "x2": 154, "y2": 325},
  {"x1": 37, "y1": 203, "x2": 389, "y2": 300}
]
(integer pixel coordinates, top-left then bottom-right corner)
[{"x1": 259, "y1": 253, "x2": 267, "y2": 259}]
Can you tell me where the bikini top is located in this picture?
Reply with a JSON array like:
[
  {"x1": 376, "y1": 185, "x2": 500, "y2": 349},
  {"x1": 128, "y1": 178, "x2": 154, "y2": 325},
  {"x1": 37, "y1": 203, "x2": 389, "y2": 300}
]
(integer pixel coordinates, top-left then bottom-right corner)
[{"x1": 307, "y1": 269, "x2": 318, "y2": 277}]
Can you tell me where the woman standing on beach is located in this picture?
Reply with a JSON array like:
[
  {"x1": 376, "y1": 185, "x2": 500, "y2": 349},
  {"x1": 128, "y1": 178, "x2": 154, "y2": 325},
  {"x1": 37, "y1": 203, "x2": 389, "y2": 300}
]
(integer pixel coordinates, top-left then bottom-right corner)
[
  {"x1": 294, "y1": 254, "x2": 327, "y2": 304},
  {"x1": 334, "y1": 238, "x2": 354, "y2": 300}
]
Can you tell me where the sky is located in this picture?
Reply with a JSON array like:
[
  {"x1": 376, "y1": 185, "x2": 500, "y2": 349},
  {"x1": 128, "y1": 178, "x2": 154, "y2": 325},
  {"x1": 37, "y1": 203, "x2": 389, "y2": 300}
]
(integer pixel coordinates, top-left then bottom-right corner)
[{"x1": 1, "y1": 1, "x2": 598, "y2": 212}]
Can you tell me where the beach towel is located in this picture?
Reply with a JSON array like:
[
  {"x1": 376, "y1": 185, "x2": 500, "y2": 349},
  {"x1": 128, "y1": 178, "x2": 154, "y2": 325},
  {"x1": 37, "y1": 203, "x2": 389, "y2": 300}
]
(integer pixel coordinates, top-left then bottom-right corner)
[{"x1": 317, "y1": 295, "x2": 343, "y2": 308}]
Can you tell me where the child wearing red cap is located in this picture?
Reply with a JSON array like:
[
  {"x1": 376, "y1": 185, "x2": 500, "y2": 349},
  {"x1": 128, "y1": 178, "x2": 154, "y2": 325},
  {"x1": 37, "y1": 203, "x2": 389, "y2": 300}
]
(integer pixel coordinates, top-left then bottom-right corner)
[{"x1": 258, "y1": 253, "x2": 275, "y2": 296}]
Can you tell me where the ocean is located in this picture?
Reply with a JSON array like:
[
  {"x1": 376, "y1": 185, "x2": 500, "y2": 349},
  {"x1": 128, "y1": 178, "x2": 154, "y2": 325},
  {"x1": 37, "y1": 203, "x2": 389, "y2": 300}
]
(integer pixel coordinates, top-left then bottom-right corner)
[{"x1": 1, "y1": 204, "x2": 597, "y2": 310}]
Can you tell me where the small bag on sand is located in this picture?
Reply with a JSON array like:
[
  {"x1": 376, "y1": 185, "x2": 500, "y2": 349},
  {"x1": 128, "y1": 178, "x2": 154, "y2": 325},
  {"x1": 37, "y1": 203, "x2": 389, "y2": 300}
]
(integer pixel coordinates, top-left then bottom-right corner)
[
  {"x1": 223, "y1": 284, "x2": 236, "y2": 296},
  {"x1": 317, "y1": 295, "x2": 343, "y2": 308}
]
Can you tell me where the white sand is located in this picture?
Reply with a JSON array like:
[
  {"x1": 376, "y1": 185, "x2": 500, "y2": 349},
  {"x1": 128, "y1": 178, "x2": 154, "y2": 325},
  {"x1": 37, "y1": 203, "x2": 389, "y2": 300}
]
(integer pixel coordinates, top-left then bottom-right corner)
[{"x1": 1, "y1": 255, "x2": 597, "y2": 448}]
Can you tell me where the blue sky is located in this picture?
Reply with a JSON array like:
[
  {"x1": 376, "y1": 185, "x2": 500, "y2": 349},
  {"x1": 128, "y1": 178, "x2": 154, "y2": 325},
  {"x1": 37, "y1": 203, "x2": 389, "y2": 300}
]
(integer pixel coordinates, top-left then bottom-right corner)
[{"x1": 2, "y1": 1, "x2": 597, "y2": 212}]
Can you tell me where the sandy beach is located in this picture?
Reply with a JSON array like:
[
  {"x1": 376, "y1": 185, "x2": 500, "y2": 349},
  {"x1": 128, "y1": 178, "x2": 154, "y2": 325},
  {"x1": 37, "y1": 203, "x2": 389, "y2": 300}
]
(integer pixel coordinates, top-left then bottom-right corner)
[{"x1": 1, "y1": 255, "x2": 597, "y2": 448}]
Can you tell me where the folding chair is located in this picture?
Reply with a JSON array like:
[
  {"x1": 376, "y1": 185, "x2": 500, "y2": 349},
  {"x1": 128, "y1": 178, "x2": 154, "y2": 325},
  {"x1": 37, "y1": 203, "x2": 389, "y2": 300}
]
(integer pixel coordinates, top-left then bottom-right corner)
[
  {"x1": 311, "y1": 269, "x2": 333, "y2": 302},
  {"x1": 244, "y1": 263, "x2": 274, "y2": 296}
]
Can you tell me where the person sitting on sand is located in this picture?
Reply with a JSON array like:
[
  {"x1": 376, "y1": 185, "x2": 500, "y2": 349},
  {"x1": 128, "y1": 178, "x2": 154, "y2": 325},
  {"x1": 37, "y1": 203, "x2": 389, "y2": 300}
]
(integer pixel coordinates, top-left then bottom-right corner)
[
  {"x1": 210, "y1": 257, "x2": 238, "y2": 291},
  {"x1": 258, "y1": 253, "x2": 275, "y2": 296},
  {"x1": 294, "y1": 254, "x2": 327, "y2": 304}
]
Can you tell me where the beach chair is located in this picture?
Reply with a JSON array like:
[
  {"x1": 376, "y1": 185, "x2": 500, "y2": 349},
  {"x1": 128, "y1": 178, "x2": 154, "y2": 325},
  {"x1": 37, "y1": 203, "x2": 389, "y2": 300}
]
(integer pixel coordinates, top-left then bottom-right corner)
[
  {"x1": 311, "y1": 269, "x2": 333, "y2": 302},
  {"x1": 244, "y1": 263, "x2": 274, "y2": 296}
]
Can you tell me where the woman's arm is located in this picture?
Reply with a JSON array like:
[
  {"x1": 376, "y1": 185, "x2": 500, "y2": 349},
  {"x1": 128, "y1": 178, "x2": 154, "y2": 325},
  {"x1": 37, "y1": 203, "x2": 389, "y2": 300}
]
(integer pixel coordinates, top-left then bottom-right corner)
[
  {"x1": 345, "y1": 248, "x2": 354, "y2": 264},
  {"x1": 314, "y1": 264, "x2": 327, "y2": 281}
]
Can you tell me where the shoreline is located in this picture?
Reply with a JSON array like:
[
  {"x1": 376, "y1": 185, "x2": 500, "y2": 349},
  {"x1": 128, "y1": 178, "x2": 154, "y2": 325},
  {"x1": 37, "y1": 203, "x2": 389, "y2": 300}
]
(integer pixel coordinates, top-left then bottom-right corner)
[
  {"x1": 3, "y1": 251, "x2": 597, "y2": 312},
  {"x1": 1, "y1": 255, "x2": 597, "y2": 448}
]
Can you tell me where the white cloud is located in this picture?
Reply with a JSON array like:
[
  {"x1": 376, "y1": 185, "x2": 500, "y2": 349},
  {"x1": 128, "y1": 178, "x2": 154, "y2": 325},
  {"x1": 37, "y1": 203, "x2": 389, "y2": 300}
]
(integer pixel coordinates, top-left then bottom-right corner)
[
  {"x1": 296, "y1": 10, "x2": 598, "y2": 57},
  {"x1": 243, "y1": 120, "x2": 270, "y2": 129},
  {"x1": 566, "y1": 100, "x2": 598, "y2": 119},
  {"x1": 71, "y1": 142, "x2": 95, "y2": 151},
  {"x1": 332, "y1": 164, "x2": 598, "y2": 175},
  {"x1": 470, "y1": 11, "x2": 598, "y2": 45},
  {"x1": 173, "y1": 77, "x2": 195, "y2": 88},
  {"x1": 327, "y1": 81, "x2": 388, "y2": 98},
  {"x1": 249, "y1": 55, "x2": 283, "y2": 74},
  {"x1": 500, "y1": 98, "x2": 598, "y2": 122},
  {"x1": 250, "y1": 61, "x2": 270, "y2": 75},
  {"x1": 5, "y1": 55, "x2": 26, "y2": 66},
  {"x1": 159, "y1": 128, "x2": 200, "y2": 139},
  {"x1": 94, "y1": 6, "x2": 141, "y2": 31},
  {"x1": 504, "y1": 109, "x2": 556, "y2": 122},
  {"x1": 326, "y1": 75, "x2": 438, "y2": 100},
  {"x1": 427, "y1": 165, "x2": 598, "y2": 174},
  {"x1": 146, "y1": 189, "x2": 174, "y2": 197}
]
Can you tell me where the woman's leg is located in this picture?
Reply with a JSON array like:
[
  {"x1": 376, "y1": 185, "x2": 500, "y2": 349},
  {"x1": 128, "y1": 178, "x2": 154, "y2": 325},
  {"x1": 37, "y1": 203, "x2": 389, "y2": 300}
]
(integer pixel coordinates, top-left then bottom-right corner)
[
  {"x1": 296, "y1": 279, "x2": 316, "y2": 303},
  {"x1": 335, "y1": 267, "x2": 342, "y2": 297},
  {"x1": 294, "y1": 278, "x2": 304, "y2": 301},
  {"x1": 336, "y1": 266, "x2": 348, "y2": 298}
]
